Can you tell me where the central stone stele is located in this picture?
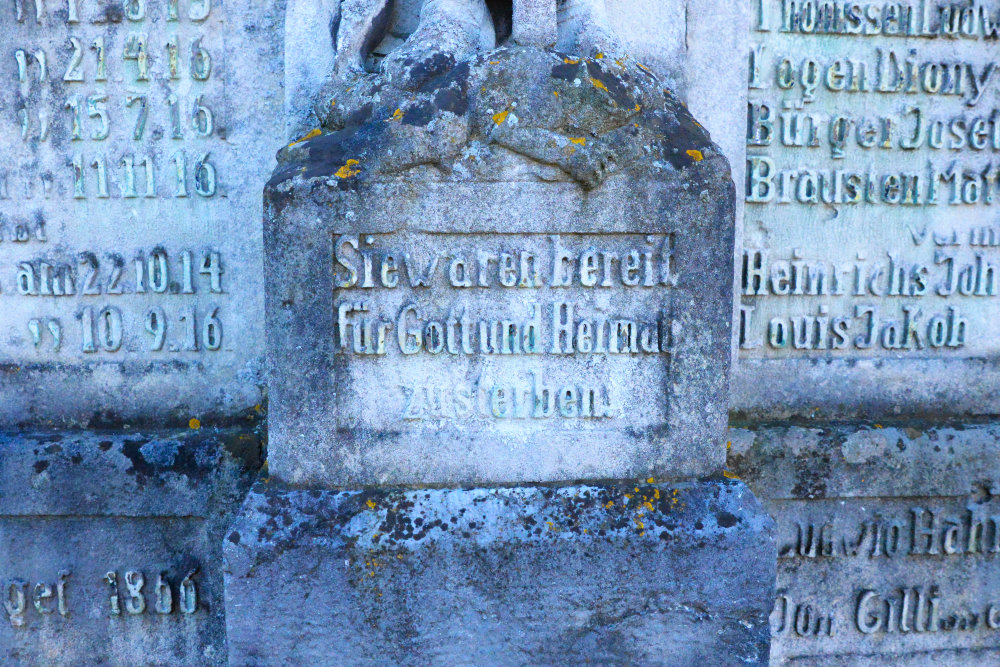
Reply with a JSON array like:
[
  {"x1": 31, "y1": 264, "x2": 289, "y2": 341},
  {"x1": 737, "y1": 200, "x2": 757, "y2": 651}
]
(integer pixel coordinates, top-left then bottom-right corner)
[{"x1": 224, "y1": 2, "x2": 775, "y2": 663}]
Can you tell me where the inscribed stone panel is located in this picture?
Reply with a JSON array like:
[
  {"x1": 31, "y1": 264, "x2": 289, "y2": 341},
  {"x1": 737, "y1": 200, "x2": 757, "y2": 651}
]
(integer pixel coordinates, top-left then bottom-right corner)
[
  {"x1": 0, "y1": 0, "x2": 285, "y2": 426},
  {"x1": 737, "y1": 0, "x2": 1000, "y2": 418}
]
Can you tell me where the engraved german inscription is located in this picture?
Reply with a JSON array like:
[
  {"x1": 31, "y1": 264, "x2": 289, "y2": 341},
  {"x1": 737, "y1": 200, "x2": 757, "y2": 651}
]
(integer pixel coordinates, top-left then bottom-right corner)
[
  {"x1": 742, "y1": 0, "x2": 1000, "y2": 361},
  {"x1": 0, "y1": 0, "x2": 283, "y2": 424},
  {"x1": 329, "y1": 232, "x2": 677, "y2": 431}
]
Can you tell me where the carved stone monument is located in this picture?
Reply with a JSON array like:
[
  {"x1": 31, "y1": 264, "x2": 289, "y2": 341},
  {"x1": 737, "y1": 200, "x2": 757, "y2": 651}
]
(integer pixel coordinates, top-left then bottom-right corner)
[
  {"x1": 0, "y1": 0, "x2": 282, "y2": 662},
  {"x1": 730, "y1": 1, "x2": 1000, "y2": 663},
  {"x1": 224, "y1": 0, "x2": 775, "y2": 663}
]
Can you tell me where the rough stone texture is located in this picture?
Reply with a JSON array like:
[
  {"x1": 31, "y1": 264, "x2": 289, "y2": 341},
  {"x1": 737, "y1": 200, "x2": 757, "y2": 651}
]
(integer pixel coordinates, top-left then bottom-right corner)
[
  {"x1": 0, "y1": 428, "x2": 262, "y2": 665},
  {"x1": 512, "y1": 0, "x2": 557, "y2": 47},
  {"x1": 0, "y1": 0, "x2": 286, "y2": 429},
  {"x1": 233, "y1": 10, "x2": 777, "y2": 665},
  {"x1": 267, "y1": 46, "x2": 734, "y2": 486},
  {"x1": 225, "y1": 478, "x2": 776, "y2": 666},
  {"x1": 729, "y1": 423, "x2": 1000, "y2": 665}
]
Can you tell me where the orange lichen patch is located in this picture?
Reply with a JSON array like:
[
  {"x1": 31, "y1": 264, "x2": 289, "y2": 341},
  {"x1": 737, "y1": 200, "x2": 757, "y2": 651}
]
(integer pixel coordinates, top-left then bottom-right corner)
[
  {"x1": 686, "y1": 149, "x2": 704, "y2": 162},
  {"x1": 365, "y1": 499, "x2": 376, "y2": 509},
  {"x1": 636, "y1": 62, "x2": 651, "y2": 72},
  {"x1": 188, "y1": 418, "x2": 201, "y2": 430},
  {"x1": 488, "y1": 60, "x2": 501, "y2": 65},
  {"x1": 569, "y1": 137, "x2": 586, "y2": 145},
  {"x1": 634, "y1": 103, "x2": 642, "y2": 112},
  {"x1": 722, "y1": 470, "x2": 740, "y2": 480},
  {"x1": 605, "y1": 500, "x2": 614, "y2": 509},
  {"x1": 287, "y1": 128, "x2": 321, "y2": 148},
  {"x1": 330, "y1": 99, "x2": 336, "y2": 107},
  {"x1": 492, "y1": 109, "x2": 510, "y2": 124},
  {"x1": 589, "y1": 77, "x2": 608, "y2": 92},
  {"x1": 335, "y1": 159, "x2": 361, "y2": 178},
  {"x1": 726, "y1": 440, "x2": 732, "y2": 450},
  {"x1": 646, "y1": 477, "x2": 655, "y2": 484},
  {"x1": 553, "y1": 90, "x2": 559, "y2": 97},
  {"x1": 389, "y1": 108, "x2": 403, "y2": 121},
  {"x1": 595, "y1": 52, "x2": 604, "y2": 59},
  {"x1": 874, "y1": 424, "x2": 884, "y2": 429},
  {"x1": 564, "y1": 57, "x2": 580, "y2": 64}
]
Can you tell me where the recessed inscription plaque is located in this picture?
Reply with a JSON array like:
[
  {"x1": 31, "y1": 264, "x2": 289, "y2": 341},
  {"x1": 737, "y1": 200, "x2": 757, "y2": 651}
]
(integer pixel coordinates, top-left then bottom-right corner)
[
  {"x1": 263, "y1": 28, "x2": 736, "y2": 486},
  {"x1": 737, "y1": 0, "x2": 1000, "y2": 417},
  {"x1": 0, "y1": 0, "x2": 284, "y2": 426},
  {"x1": 331, "y1": 232, "x2": 675, "y2": 427}
]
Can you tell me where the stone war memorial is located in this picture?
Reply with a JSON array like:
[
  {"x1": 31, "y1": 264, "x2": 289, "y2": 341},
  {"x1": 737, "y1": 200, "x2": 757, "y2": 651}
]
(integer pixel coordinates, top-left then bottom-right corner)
[{"x1": 1, "y1": 0, "x2": 998, "y2": 665}]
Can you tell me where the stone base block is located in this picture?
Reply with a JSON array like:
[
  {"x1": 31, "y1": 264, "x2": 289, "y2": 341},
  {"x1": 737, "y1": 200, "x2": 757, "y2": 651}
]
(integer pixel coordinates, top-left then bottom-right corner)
[
  {"x1": 0, "y1": 428, "x2": 262, "y2": 665},
  {"x1": 729, "y1": 423, "x2": 1000, "y2": 665},
  {"x1": 224, "y1": 478, "x2": 776, "y2": 665}
]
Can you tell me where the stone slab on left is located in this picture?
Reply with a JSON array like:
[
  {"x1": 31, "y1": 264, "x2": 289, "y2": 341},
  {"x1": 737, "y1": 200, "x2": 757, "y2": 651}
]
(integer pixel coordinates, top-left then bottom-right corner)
[
  {"x1": 0, "y1": 0, "x2": 286, "y2": 428},
  {"x1": 0, "y1": 428, "x2": 262, "y2": 665}
]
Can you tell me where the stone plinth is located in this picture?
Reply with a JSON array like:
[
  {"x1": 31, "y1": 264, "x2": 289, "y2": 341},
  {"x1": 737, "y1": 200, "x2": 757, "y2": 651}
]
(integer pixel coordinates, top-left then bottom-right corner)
[{"x1": 225, "y1": 478, "x2": 774, "y2": 665}]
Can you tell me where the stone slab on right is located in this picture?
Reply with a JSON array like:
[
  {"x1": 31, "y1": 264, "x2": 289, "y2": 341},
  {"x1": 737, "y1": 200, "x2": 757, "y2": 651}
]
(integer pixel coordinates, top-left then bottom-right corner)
[
  {"x1": 735, "y1": 0, "x2": 1000, "y2": 421},
  {"x1": 729, "y1": 423, "x2": 1000, "y2": 665},
  {"x1": 731, "y1": 5, "x2": 1000, "y2": 665}
]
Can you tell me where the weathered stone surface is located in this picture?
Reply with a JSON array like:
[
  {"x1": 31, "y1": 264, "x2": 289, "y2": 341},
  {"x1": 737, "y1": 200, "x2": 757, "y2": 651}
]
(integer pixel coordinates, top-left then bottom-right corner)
[
  {"x1": 736, "y1": 0, "x2": 1000, "y2": 419},
  {"x1": 231, "y1": 7, "x2": 776, "y2": 665},
  {"x1": 0, "y1": 427, "x2": 262, "y2": 665},
  {"x1": 731, "y1": 5, "x2": 1000, "y2": 663},
  {"x1": 512, "y1": 0, "x2": 557, "y2": 47},
  {"x1": 3, "y1": 2, "x2": 786, "y2": 665},
  {"x1": 730, "y1": 423, "x2": 1000, "y2": 665},
  {"x1": 267, "y1": 45, "x2": 733, "y2": 486},
  {"x1": 0, "y1": 0, "x2": 286, "y2": 428},
  {"x1": 225, "y1": 478, "x2": 776, "y2": 666}
]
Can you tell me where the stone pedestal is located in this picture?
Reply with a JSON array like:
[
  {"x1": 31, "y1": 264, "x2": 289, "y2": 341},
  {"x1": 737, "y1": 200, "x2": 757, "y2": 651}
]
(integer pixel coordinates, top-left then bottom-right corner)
[
  {"x1": 226, "y1": 11, "x2": 775, "y2": 663},
  {"x1": 225, "y1": 479, "x2": 774, "y2": 665}
]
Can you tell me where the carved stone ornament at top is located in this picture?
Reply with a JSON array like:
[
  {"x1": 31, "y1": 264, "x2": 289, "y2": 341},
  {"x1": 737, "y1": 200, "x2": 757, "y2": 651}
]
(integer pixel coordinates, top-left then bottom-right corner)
[{"x1": 279, "y1": 0, "x2": 718, "y2": 189}]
